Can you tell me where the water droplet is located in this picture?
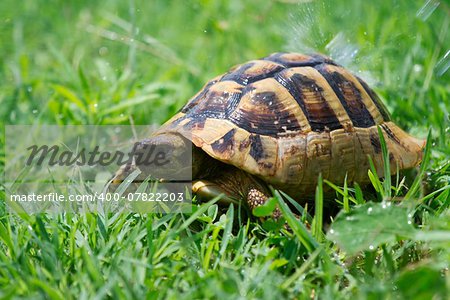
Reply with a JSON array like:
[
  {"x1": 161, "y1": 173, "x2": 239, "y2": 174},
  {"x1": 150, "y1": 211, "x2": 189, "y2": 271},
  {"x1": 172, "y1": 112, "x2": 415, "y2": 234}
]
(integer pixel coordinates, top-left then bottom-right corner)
[
  {"x1": 413, "y1": 64, "x2": 423, "y2": 73},
  {"x1": 382, "y1": 203, "x2": 387, "y2": 209},
  {"x1": 109, "y1": 32, "x2": 118, "y2": 40},
  {"x1": 32, "y1": 109, "x2": 38, "y2": 114},
  {"x1": 99, "y1": 47, "x2": 108, "y2": 56},
  {"x1": 369, "y1": 245, "x2": 374, "y2": 250},
  {"x1": 329, "y1": 229, "x2": 334, "y2": 234},
  {"x1": 408, "y1": 220, "x2": 412, "y2": 225},
  {"x1": 367, "y1": 207, "x2": 373, "y2": 214}
]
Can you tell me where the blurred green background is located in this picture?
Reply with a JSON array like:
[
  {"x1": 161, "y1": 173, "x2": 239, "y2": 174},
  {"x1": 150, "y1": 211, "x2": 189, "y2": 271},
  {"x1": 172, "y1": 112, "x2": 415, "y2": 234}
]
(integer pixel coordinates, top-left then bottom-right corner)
[{"x1": 0, "y1": 0, "x2": 449, "y2": 299}]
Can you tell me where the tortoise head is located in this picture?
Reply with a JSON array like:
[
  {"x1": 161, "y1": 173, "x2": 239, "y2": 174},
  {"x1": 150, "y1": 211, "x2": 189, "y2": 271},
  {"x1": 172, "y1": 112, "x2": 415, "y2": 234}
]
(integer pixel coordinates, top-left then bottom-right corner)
[
  {"x1": 109, "y1": 132, "x2": 214, "y2": 190},
  {"x1": 130, "y1": 133, "x2": 194, "y2": 181}
]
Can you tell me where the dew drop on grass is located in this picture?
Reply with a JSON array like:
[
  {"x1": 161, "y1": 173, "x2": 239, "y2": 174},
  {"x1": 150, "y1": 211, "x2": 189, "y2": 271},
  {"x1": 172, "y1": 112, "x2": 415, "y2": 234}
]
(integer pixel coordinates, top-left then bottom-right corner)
[
  {"x1": 99, "y1": 47, "x2": 108, "y2": 56},
  {"x1": 369, "y1": 245, "x2": 374, "y2": 250},
  {"x1": 413, "y1": 64, "x2": 423, "y2": 73},
  {"x1": 367, "y1": 207, "x2": 373, "y2": 214}
]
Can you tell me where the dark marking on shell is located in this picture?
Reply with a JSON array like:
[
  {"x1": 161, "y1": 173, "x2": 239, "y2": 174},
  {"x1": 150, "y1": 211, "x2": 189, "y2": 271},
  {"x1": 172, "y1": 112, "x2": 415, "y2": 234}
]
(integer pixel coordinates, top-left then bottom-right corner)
[
  {"x1": 221, "y1": 63, "x2": 255, "y2": 85},
  {"x1": 182, "y1": 79, "x2": 219, "y2": 113},
  {"x1": 249, "y1": 134, "x2": 266, "y2": 161},
  {"x1": 239, "y1": 139, "x2": 251, "y2": 152},
  {"x1": 258, "y1": 162, "x2": 274, "y2": 169},
  {"x1": 275, "y1": 71, "x2": 342, "y2": 131},
  {"x1": 228, "y1": 89, "x2": 301, "y2": 137},
  {"x1": 181, "y1": 84, "x2": 243, "y2": 121},
  {"x1": 221, "y1": 62, "x2": 284, "y2": 86},
  {"x1": 315, "y1": 65, "x2": 375, "y2": 128},
  {"x1": 370, "y1": 133, "x2": 381, "y2": 153},
  {"x1": 389, "y1": 152, "x2": 395, "y2": 162},
  {"x1": 210, "y1": 129, "x2": 236, "y2": 154},
  {"x1": 285, "y1": 144, "x2": 302, "y2": 155},
  {"x1": 356, "y1": 77, "x2": 391, "y2": 122},
  {"x1": 380, "y1": 123, "x2": 402, "y2": 146},
  {"x1": 182, "y1": 117, "x2": 206, "y2": 131}
]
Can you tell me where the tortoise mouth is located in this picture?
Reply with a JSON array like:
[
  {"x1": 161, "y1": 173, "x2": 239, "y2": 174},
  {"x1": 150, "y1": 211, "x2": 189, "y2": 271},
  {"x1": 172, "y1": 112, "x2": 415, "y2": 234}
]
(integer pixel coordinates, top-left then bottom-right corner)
[{"x1": 129, "y1": 134, "x2": 193, "y2": 182}]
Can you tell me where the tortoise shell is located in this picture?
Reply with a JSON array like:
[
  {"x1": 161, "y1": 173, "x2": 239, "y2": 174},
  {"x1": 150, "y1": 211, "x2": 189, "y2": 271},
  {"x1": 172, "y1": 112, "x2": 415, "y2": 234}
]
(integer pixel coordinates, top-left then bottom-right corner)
[{"x1": 156, "y1": 52, "x2": 424, "y2": 195}]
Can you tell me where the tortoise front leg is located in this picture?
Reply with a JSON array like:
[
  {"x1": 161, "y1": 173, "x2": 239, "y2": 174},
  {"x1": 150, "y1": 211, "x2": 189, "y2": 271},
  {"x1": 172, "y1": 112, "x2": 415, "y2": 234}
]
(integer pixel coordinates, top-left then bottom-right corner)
[
  {"x1": 192, "y1": 171, "x2": 281, "y2": 221},
  {"x1": 247, "y1": 188, "x2": 282, "y2": 221}
]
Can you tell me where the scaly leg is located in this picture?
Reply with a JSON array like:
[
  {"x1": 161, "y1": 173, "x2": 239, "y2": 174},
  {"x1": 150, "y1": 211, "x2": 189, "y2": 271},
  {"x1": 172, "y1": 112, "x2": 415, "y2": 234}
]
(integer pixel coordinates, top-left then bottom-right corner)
[{"x1": 192, "y1": 166, "x2": 283, "y2": 221}]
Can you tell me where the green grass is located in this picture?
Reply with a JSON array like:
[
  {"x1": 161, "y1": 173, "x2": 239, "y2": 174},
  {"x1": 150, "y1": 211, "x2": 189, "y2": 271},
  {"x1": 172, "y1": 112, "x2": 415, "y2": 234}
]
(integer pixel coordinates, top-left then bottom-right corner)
[{"x1": 1, "y1": 0, "x2": 449, "y2": 298}]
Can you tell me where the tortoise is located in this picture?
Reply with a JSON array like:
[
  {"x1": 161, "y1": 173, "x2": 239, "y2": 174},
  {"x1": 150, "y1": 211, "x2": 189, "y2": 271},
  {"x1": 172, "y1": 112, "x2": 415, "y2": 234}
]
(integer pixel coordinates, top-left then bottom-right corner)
[{"x1": 111, "y1": 52, "x2": 424, "y2": 216}]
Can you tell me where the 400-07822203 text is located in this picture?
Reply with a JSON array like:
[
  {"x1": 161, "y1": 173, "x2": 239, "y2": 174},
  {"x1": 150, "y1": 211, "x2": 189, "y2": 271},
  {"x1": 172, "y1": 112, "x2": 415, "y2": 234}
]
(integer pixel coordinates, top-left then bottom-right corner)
[{"x1": 8, "y1": 192, "x2": 186, "y2": 203}]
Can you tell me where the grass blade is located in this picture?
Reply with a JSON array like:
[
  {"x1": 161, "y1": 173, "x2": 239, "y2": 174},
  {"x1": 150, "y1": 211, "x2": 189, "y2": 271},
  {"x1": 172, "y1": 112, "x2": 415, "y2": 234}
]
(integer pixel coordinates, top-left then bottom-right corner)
[
  {"x1": 273, "y1": 190, "x2": 318, "y2": 252},
  {"x1": 312, "y1": 174, "x2": 324, "y2": 242}
]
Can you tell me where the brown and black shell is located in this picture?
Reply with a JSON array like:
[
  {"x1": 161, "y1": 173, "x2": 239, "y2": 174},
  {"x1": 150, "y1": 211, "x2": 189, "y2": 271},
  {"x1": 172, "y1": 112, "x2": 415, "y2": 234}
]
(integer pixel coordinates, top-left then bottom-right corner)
[{"x1": 156, "y1": 52, "x2": 424, "y2": 195}]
